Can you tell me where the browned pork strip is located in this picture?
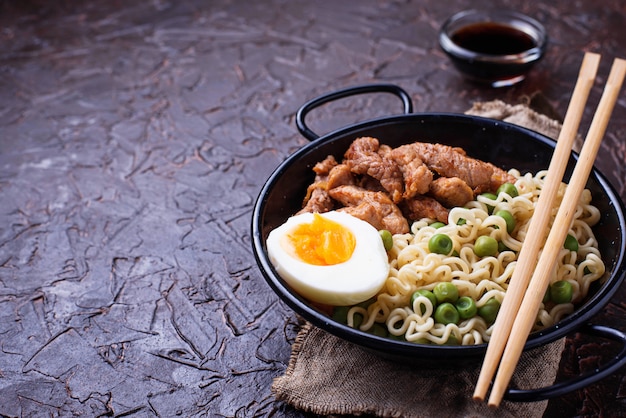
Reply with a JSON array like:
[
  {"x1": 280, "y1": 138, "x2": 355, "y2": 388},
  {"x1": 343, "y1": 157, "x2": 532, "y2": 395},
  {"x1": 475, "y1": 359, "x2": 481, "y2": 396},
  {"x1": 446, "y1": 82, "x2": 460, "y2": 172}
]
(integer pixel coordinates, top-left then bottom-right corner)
[
  {"x1": 489, "y1": 168, "x2": 517, "y2": 192},
  {"x1": 408, "y1": 142, "x2": 514, "y2": 194},
  {"x1": 328, "y1": 185, "x2": 409, "y2": 234},
  {"x1": 298, "y1": 188, "x2": 334, "y2": 214},
  {"x1": 313, "y1": 154, "x2": 338, "y2": 176},
  {"x1": 344, "y1": 137, "x2": 404, "y2": 203},
  {"x1": 377, "y1": 143, "x2": 393, "y2": 157},
  {"x1": 298, "y1": 155, "x2": 338, "y2": 214},
  {"x1": 429, "y1": 176, "x2": 474, "y2": 208},
  {"x1": 389, "y1": 144, "x2": 434, "y2": 199},
  {"x1": 402, "y1": 195, "x2": 449, "y2": 224},
  {"x1": 357, "y1": 175, "x2": 388, "y2": 193},
  {"x1": 326, "y1": 163, "x2": 356, "y2": 190}
]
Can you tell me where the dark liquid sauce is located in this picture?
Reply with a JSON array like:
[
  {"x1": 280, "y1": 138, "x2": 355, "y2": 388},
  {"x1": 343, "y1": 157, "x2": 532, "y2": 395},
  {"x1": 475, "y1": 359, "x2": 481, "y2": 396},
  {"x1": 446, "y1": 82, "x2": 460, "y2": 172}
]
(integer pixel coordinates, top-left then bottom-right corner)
[{"x1": 451, "y1": 22, "x2": 536, "y2": 55}]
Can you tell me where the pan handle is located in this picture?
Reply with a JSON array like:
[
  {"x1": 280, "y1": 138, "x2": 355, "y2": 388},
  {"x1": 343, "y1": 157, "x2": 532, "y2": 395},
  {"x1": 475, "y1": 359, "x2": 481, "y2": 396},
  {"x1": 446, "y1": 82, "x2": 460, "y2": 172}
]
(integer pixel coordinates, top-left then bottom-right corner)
[
  {"x1": 295, "y1": 84, "x2": 413, "y2": 141},
  {"x1": 504, "y1": 324, "x2": 626, "y2": 402}
]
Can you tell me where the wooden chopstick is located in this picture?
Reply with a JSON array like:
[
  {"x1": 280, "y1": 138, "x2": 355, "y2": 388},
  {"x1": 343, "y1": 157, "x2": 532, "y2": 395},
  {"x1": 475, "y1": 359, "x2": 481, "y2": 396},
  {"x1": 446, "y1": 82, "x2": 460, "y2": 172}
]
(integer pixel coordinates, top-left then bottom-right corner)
[
  {"x1": 473, "y1": 52, "x2": 601, "y2": 402},
  {"x1": 487, "y1": 56, "x2": 626, "y2": 407}
]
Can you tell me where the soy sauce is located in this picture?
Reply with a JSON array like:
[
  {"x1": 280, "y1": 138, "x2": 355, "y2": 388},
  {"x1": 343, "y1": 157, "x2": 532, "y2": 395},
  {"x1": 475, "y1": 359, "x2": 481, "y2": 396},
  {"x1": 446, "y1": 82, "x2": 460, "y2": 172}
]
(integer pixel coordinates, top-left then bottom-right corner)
[{"x1": 451, "y1": 22, "x2": 536, "y2": 55}]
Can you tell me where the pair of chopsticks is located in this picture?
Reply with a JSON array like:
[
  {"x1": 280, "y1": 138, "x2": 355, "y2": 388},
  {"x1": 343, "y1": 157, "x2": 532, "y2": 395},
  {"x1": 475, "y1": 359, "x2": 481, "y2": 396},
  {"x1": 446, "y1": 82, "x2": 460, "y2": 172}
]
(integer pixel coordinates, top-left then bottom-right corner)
[{"x1": 473, "y1": 52, "x2": 626, "y2": 407}]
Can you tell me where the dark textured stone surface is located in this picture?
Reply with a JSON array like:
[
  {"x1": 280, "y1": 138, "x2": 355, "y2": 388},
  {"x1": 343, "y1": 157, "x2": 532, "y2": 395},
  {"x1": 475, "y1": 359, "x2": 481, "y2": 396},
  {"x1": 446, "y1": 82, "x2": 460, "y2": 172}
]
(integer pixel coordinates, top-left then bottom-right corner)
[{"x1": 0, "y1": 0, "x2": 624, "y2": 416}]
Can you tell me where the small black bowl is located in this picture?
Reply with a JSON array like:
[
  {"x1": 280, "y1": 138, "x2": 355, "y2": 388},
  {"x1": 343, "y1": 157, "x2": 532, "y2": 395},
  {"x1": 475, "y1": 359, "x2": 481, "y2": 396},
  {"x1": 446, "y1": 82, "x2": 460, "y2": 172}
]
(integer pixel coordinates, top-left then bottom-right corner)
[{"x1": 439, "y1": 9, "x2": 547, "y2": 87}]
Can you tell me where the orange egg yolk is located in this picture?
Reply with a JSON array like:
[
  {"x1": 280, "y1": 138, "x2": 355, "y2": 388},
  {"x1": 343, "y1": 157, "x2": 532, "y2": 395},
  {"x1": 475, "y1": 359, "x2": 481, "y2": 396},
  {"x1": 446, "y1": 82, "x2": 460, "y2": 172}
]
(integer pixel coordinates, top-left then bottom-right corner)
[{"x1": 287, "y1": 213, "x2": 356, "y2": 266}]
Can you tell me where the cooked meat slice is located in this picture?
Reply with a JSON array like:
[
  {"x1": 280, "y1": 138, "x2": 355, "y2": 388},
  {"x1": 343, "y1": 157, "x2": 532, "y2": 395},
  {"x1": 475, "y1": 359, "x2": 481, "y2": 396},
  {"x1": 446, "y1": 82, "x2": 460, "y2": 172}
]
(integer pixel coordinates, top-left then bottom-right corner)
[
  {"x1": 429, "y1": 176, "x2": 474, "y2": 208},
  {"x1": 413, "y1": 142, "x2": 491, "y2": 189},
  {"x1": 389, "y1": 144, "x2": 434, "y2": 199},
  {"x1": 298, "y1": 187, "x2": 334, "y2": 214},
  {"x1": 358, "y1": 175, "x2": 387, "y2": 193},
  {"x1": 378, "y1": 144, "x2": 393, "y2": 157},
  {"x1": 402, "y1": 195, "x2": 449, "y2": 224},
  {"x1": 326, "y1": 163, "x2": 356, "y2": 190},
  {"x1": 338, "y1": 203, "x2": 384, "y2": 231},
  {"x1": 299, "y1": 155, "x2": 338, "y2": 214},
  {"x1": 329, "y1": 185, "x2": 409, "y2": 234},
  {"x1": 344, "y1": 137, "x2": 404, "y2": 203},
  {"x1": 488, "y1": 163, "x2": 517, "y2": 191},
  {"x1": 338, "y1": 203, "x2": 409, "y2": 235},
  {"x1": 408, "y1": 142, "x2": 505, "y2": 194},
  {"x1": 313, "y1": 154, "x2": 339, "y2": 176}
]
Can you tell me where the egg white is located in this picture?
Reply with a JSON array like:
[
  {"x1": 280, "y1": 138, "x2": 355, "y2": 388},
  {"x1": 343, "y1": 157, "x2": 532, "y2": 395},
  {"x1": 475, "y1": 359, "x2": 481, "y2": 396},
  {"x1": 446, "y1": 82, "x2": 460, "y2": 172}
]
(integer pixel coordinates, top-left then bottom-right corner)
[{"x1": 266, "y1": 210, "x2": 390, "y2": 306}]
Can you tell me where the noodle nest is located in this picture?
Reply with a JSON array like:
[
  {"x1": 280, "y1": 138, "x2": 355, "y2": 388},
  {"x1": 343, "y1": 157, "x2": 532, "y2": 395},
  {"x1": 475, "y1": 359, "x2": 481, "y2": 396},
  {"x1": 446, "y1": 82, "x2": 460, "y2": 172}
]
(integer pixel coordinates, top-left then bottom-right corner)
[{"x1": 345, "y1": 170, "x2": 605, "y2": 345}]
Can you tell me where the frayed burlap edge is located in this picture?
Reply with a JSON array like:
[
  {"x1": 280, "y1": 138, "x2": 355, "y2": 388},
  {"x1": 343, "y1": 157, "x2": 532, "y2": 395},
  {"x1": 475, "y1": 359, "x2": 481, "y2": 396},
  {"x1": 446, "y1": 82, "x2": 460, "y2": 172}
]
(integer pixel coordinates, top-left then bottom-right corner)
[
  {"x1": 272, "y1": 323, "x2": 564, "y2": 418},
  {"x1": 465, "y1": 99, "x2": 583, "y2": 151}
]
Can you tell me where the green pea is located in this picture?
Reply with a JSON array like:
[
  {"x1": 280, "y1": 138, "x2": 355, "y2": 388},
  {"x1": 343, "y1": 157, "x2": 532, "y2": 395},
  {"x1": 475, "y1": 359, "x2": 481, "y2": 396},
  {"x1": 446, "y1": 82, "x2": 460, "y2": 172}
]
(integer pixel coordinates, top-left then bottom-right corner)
[
  {"x1": 550, "y1": 280, "x2": 573, "y2": 304},
  {"x1": 433, "y1": 282, "x2": 459, "y2": 304},
  {"x1": 564, "y1": 234, "x2": 579, "y2": 252},
  {"x1": 543, "y1": 288, "x2": 551, "y2": 303},
  {"x1": 352, "y1": 312, "x2": 364, "y2": 329},
  {"x1": 411, "y1": 289, "x2": 438, "y2": 315},
  {"x1": 430, "y1": 221, "x2": 446, "y2": 229},
  {"x1": 434, "y1": 302, "x2": 460, "y2": 325},
  {"x1": 497, "y1": 183, "x2": 519, "y2": 198},
  {"x1": 443, "y1": 334, "x2": 460, "y2": 346},
  {"x1": 379, "y1": 229, "x2": 393, "y2": 251},
  {"x1": 428, "y1": 233, "x2": 453, "y2": 255},
  {"x1": 498, "y1": 241, "x2": 512, "y2": 252},
  {"x1": 388, "y1": 333, "x2": 406, "y2": 341},
  {"x1": 369, "y1": 323, "x2": 388, "y2": 338},
  {"x1": 495, "y1": 210, "x2": 516, "y2": 234},
  {"x1": 455, "y1": 296, "x2": 478, "y2": 319},
  {"x1": 474, "y1": 235, "x2": 498, "y2": 257},
  {"x1": 478, "y1": 297, "x2": 501, "y2": 324},
  {"x1": 480, "y1": 192, "x2": 498, "y2": 213},
  {"x1": 332, "y1": 306, "x2": 349, "y2": 324}
]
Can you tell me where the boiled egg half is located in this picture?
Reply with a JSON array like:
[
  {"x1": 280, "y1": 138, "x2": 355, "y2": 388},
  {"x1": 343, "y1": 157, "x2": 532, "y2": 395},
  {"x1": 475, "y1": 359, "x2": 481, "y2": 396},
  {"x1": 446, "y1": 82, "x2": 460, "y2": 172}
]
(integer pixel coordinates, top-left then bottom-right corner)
[{"x1": 266, "y1": 210, "x2": 389, "y2": 306}]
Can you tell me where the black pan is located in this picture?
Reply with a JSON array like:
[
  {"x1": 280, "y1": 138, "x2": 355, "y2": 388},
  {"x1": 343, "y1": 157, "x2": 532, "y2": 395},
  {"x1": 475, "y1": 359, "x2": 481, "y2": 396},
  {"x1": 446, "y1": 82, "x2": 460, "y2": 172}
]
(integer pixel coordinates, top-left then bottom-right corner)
[{"x1": 251, "y1": 84, "x2": 626, "y2": 401}]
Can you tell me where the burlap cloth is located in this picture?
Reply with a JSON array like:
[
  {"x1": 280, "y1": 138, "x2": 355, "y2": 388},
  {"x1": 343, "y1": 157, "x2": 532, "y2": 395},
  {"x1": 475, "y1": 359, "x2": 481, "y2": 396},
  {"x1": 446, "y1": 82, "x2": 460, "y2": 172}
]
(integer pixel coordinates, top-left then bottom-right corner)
[{"x1": 272, "y1": 97, "x2": 572, "y2": 418}]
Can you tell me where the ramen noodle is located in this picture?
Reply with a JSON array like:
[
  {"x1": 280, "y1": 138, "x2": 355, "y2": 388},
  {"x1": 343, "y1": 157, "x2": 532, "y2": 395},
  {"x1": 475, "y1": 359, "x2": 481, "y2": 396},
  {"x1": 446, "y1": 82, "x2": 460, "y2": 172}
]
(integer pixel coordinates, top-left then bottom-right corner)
[{"x1": 345, "y1": 169, "x2": 605, "y2": 345}]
